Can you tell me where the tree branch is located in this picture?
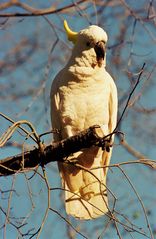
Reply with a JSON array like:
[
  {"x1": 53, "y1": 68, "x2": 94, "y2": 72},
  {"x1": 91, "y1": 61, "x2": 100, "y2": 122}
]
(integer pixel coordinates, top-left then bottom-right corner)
[
  {"x1": 0, "y1": 0, "x2": 88, "y2": 17},
  {"x1": 0, "y1": 125, "x2": 105, "y2": 177}
]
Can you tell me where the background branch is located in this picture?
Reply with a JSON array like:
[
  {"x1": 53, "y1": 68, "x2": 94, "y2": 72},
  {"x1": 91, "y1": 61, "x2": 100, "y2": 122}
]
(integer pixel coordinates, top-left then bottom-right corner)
[{"x1": 0, "y1": 0, "x2": 88, "y2": 17}]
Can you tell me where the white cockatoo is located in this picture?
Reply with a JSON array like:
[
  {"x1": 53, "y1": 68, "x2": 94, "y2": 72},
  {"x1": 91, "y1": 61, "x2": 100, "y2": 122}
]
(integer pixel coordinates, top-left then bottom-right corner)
[{"x1": 50, "y1": 20, "x2": 118, "y2": 220}]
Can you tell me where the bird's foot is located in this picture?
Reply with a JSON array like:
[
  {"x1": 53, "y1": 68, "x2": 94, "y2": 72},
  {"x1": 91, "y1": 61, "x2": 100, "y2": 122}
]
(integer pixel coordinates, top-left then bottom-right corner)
[{"x1": 99, "y1": 137, "x2": 112, "y2": 152}]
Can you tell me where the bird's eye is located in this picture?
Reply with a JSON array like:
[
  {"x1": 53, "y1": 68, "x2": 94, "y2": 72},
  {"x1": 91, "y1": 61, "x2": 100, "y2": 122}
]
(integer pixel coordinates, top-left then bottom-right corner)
[{"x1": 86, "y1": 41, "x2": 91, "y2": 47}]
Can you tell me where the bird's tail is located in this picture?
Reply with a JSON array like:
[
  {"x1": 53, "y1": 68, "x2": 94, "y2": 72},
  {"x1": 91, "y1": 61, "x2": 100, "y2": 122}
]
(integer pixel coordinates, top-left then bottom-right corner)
[
  {"x1": 58, "y1": 148, "x2": 111, "y2": 220},
  {"x1": 64, "y1": 177, "x2": 108, "y2": 220}
]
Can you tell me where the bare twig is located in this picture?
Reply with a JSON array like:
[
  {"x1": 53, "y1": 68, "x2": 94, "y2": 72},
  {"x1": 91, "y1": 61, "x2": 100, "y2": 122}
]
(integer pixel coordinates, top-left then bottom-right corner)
[
  {"x1": 36, "y1": 168, "x2": 50, "y2": 239},
  {"x1": 0, "y1": 113, "x2": 38, "y2": 143},
  {"x1": 121, "y1": 139, "x2": 146, "y2": 159},
  {"x1": 118, "y1": 166, "x2": 154, "y2": 239},
  {"x1": 49, "y1": 208, "x2": 88, "y2": 239},
  {"x1": 3, "y1": 175, "x2": 16, "y2": 239},
  {"x1": 0, "y1": 0, "x2": 88, "y2": 17},
  {"x1": 120, "y1": 0, "x2": 156, "y2": 42},
  {"x1": 114, "y1": 63, "x2": 146, "y2": 132},
  {"x1": 0, "y1": 120, "x2": 40, "y2": 147}
]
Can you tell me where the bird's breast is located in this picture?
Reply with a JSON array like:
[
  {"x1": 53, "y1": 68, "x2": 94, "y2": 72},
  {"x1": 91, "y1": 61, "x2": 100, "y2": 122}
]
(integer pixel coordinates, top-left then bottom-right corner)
[{"x1": 59, "y1": 79, "x2": 110, "y2": 135}]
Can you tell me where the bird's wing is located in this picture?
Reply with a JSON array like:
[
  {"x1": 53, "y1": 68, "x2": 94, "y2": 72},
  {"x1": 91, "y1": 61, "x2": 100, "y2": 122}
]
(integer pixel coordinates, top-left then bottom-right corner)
[
  {"x1": 102, "y1": 73, "x2": 118, "y2": 175},
  {"x1": 108, "y1": 75, "x2": 118, "y2": 135},
  {"x1": 50, "y1": 70, "x2": 63, "y2": 142}
]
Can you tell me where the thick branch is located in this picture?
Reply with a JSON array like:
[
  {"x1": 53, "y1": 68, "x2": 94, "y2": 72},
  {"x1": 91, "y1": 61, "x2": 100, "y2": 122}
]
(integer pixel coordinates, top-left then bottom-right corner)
[{"x1": 0, "y1": 125, "x2": 105, "y2": 177}]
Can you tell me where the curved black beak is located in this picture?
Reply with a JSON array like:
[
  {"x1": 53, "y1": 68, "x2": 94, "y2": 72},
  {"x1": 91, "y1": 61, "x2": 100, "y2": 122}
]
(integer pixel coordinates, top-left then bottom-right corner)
[{"x1": 94, "y1": 41, "x2": 106, "y2": 67}]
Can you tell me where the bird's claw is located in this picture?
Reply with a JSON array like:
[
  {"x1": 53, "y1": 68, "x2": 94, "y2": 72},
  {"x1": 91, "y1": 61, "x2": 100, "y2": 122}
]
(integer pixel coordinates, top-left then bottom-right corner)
[{"x1": 99, "y1": 138, "x2": 112, "y2": 152}]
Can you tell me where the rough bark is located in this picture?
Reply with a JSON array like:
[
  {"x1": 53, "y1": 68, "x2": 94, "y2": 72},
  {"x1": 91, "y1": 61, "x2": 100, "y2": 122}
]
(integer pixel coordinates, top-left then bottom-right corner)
[{"x1": 0, "y1": 125, "x2": 105, "y2": 176}]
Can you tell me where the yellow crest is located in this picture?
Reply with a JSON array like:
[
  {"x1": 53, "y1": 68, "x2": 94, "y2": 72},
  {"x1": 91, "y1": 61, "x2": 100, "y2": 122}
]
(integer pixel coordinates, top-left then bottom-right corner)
[{"x1": 63, "y1": 20, "x2": 78, "y2": 44}]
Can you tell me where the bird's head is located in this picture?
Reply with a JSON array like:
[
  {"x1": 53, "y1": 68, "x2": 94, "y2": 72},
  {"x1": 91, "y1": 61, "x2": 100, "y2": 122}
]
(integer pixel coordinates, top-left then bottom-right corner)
[{"x1": 64, "y1": 20, "x2": 108, "y2": 68}]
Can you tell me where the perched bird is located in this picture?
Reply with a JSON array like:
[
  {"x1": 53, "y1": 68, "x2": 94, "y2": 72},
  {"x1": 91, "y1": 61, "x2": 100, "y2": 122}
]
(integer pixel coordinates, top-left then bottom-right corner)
[{"x1": 50, "y1": 20, "x2": 118, "y2": 220}]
